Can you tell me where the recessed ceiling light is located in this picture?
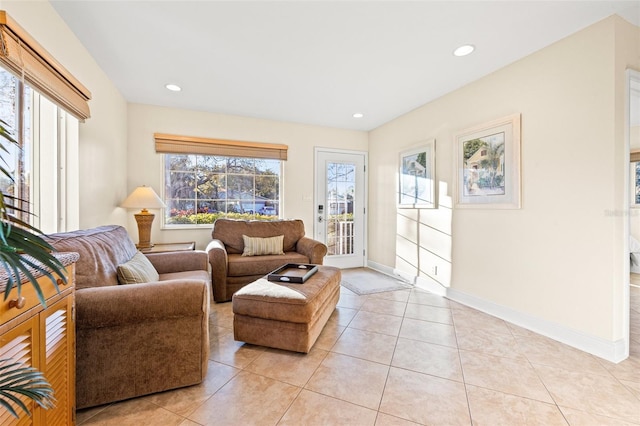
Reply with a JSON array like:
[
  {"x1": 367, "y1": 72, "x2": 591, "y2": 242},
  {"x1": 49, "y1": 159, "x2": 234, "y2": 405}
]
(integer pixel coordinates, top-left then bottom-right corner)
[
  {"x1": 165, "y1": 83, "x2": 182, "y2": 92},
  {"x1": 453, "y1": 44, "x2": 475, "y2": 57},
  {"x1": 352, "y1": 113, "x2": 364, "y2": 118}
]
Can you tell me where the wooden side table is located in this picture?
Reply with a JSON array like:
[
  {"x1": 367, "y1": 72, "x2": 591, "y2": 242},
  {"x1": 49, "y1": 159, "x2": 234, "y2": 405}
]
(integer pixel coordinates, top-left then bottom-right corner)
[{"x1": 140, "y1": 242, "x2": 196, "y2": 254}]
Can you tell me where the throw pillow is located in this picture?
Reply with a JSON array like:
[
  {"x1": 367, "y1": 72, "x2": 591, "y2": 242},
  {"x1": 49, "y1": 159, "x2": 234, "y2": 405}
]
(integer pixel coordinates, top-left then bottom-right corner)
[
  {"x1": 242, "y1": 234, "x2": 285, "y2": 256},
  {"x1": 117, "y1": 251, "x2": 160, "y2": 284}
]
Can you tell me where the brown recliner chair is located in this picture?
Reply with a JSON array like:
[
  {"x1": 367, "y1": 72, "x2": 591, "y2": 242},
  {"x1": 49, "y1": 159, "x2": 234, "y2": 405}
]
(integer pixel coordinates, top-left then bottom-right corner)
[
  {"x1": 44, "y1": 225, "x2": 210, "y2": 409},
  {"x1": 206, "y1": 219, "x2": 327, "y2": 302}
]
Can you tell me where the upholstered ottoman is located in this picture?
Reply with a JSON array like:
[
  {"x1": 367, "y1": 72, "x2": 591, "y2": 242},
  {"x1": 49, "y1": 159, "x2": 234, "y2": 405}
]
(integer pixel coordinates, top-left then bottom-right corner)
[{"x1": 232, "y1": 266, "x2": 341, "y2": 353}]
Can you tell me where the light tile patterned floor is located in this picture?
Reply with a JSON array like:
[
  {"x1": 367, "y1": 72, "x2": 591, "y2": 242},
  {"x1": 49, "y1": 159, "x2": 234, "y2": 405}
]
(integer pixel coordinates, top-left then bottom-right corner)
[{"x1": 77, "y1": 269, "x2": 640, "y2": 425}]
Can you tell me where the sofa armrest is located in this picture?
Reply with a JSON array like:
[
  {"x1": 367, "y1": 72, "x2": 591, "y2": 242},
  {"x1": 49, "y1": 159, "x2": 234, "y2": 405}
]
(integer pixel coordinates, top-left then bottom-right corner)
[
  {"x1": 76, "y1": 280, "x2": 209, "y2": 329},
  {"x1": 296, "y1": 237, "x2": 328, "y2": 264},
  {"x1": 206, "y1": 239, "x2": 229, "y2": 301},
  {"x1": 145, "y1": 250, "x2": 208, "y2": 274}
]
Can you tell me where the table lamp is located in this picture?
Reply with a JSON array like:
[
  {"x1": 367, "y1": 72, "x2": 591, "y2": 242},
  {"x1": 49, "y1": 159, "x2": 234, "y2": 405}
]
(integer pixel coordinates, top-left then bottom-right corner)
[{"x1": 121, "y1": 185, "x2": 166, "y2": 249}]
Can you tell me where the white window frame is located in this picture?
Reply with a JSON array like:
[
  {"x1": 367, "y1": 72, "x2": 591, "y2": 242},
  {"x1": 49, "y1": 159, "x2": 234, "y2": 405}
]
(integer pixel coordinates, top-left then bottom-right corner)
[
  {"x1": 161, "y1": 154, "x2": 284, "y2": 229},
  {"x1": 0, "y1": 74, "x2": 79, "y2": 234}
]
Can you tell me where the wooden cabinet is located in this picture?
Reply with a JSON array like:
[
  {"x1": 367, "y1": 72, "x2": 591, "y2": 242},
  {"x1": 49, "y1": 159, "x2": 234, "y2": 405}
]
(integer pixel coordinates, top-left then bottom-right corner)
[{"x1": 0, "y1": 261, "x2": 75, "y2": 425}]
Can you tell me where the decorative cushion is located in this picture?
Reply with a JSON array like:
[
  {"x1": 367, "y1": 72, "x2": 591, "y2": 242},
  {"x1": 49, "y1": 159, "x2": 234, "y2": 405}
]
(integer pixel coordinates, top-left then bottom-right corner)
[
  {"x1": 242, "y1": 235, "x2": 285, "y2": 256},
  {"x1": 117, "y1": 251, "x2": 159, "y2": 284}
]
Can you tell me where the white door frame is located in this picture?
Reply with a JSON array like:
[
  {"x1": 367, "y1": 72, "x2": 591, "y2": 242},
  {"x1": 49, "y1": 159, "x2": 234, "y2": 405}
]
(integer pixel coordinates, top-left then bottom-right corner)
[
  {"x1": 623, "y1": 69, "x2": 640, "y2": 360},
  {"x1": 314, "y1": 147, "x2": 368, "y2": 269}
]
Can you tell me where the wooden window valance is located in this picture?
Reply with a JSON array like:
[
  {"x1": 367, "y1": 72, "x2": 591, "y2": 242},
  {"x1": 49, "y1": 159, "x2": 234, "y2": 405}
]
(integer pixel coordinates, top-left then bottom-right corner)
[
  {"x1": 631, "y1": 150, "x2": 640, "y2": 163},
  {"x1": 0, "y1": 11, "x2": 91, "y2": 121},
  {"x1": 154, "y1": 133, "x2": 288, "y2": 160}
]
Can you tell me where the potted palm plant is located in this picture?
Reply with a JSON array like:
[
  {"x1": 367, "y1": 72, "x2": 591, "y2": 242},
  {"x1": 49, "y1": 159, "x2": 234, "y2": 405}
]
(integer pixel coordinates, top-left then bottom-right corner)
[{"x1": 0, "y1": 119, "x2": 67, "y2": 418}]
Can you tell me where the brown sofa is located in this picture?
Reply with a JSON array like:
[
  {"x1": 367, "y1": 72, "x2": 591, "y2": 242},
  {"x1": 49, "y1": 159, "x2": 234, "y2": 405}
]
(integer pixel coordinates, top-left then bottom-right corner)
[
  {"x1": 44, "y1": 225, "x2": 210, "y2": 409},
  {"x1": 206, "y1": 219, "x2": 327, "y2": 302}
]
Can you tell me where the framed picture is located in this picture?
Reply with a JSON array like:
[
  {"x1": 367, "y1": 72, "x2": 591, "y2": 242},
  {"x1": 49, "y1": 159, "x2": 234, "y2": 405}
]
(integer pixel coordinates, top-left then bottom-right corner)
[
  {"x1": 398, "y1": 139, "x2": 436, "y2": 208},
  {"x1": 454, "y1": 114, "x2": 521, "y2": 209}
]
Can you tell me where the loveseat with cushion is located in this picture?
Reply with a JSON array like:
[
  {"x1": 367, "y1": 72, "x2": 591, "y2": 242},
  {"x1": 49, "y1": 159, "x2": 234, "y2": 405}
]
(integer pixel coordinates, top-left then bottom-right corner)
[
  {"x1": 43, "y1": 225, "x2": 210, "y2": 409},
  {"x1": 206, "y1": 219, "x2": 327, "y2": 302}
]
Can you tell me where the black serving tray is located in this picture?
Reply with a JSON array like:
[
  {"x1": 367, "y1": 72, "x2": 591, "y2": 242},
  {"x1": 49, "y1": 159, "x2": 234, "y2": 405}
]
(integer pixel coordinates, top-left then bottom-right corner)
[{"x1": 267, "y1": 263, "x2": 318, "y2": 284}]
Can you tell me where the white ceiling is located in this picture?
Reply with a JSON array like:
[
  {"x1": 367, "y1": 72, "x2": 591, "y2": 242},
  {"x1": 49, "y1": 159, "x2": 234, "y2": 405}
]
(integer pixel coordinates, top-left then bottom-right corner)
[{"x1": 51, "y1": 1, "x2": 640, "y2": 131}]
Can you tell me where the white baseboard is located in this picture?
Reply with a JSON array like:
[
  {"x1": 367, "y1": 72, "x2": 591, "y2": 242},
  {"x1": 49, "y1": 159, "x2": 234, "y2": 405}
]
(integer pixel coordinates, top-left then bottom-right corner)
[
  {"x1": 364, "y1": 262, "x2": 628, "y2": 364},
  {"x1": 366, "y1": 260, "x2": 415, "y2": 284},
  {"x1": 414, "y1": 275, "x2": 448, "y2": 297},
  {"x1": 446, "y1": 288, "x2": 628, "y2": 363}
]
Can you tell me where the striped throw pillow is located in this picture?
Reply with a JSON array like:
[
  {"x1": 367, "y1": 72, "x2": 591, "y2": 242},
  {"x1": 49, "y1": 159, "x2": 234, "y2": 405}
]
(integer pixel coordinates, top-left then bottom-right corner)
[
  {"x1": 242, "y1": 235, "x2": 285, "y2": 256},
  {"x1": 117, "y1": 251, "x2": 160, "y2": 284}
]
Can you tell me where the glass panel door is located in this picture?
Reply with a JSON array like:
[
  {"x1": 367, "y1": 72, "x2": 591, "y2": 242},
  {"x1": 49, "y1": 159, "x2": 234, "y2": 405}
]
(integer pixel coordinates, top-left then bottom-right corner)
[
  {"x1": 315, "y1": 149, "x2": 366, "y2": 269},
  {"x1": 326, "y1": 161, "x2": 355, "y2": 256}
]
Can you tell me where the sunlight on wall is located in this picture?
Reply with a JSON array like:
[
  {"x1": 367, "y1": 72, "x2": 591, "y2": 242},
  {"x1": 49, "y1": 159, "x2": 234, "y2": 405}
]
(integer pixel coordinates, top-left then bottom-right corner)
[{"x1": 395, "y1": 181, "x2": 453, "y2": 290}]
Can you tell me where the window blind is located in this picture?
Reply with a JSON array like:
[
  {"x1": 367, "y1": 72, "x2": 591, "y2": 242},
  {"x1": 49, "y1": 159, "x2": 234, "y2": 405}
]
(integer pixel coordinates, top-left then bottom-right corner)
[
  {"x1": 631, "y1": 151, "x2": 640, "y2": 163},
  {"x1": 154, "y1": 133, "x2": 288, "y2": 160},
  {"x1": 0, "y1": 11, "x2": 91, "y2": 121}
]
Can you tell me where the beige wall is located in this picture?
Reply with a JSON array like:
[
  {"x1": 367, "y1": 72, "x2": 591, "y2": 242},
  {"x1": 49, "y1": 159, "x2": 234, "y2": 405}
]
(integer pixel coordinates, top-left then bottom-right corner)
[
  {"x1": 0, "y1": 0, "x2": 129, "y2": 230},
  {"x1": 369, "y1": 15, "x2": 639, "y2": 347},
  {"x1": 127, "y1": 104, "x2": 367, "y2": 249}
]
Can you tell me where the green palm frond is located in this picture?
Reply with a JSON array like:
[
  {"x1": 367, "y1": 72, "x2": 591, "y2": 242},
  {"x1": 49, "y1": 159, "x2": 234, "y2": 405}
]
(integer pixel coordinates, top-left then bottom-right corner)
[
  {"x1": 0, "y1": 164, "x2": 13, "y2": 184},
  {"x1": 0, "y1": 120, "x2": 17, "y2": 146},
  {"x1": 0, "y1": 119, "x2": 66, "y2": 306},
  {"x1": 0, "y1": 222, "x2": 66, "y2": 307},
  {"x1": 0, "y1": 359, "x2": 56, "y2": 418},
  {"x1": 0, "y1": 119, "x2": 57, "y2": 418},
  {"x1": 0, "y1": 120, "x2": 16, "y2": 186},
  {"x1": 1, "y1": 194, "x2": 34, "y2": 218}
]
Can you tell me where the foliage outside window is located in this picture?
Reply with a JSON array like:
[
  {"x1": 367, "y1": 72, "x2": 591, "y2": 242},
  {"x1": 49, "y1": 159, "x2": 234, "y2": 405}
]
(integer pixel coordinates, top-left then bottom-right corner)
[
  {"x1": 325, "y1": 161, "x2": 356, "y2": 256},
  {"x1": 0, "y1": 69, "x2": 29, "y2": 218},
  {"x1": 164, "y1": 154, "x2": 281, "y2": 226}
]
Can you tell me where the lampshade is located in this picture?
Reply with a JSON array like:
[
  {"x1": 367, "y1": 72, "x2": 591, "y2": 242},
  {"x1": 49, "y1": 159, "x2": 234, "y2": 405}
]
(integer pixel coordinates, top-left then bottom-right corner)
[{"x1": 121, "y1": 186, "x2": 165, "y2": 210}]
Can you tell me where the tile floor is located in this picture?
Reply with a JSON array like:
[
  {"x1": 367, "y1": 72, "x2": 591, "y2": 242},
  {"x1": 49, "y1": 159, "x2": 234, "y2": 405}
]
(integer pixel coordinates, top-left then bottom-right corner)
[{"x1": 77, "y1": 269, "x2": 640, "y2": 425}]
